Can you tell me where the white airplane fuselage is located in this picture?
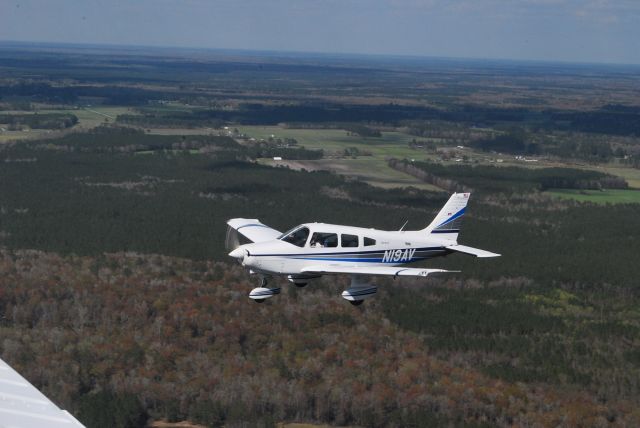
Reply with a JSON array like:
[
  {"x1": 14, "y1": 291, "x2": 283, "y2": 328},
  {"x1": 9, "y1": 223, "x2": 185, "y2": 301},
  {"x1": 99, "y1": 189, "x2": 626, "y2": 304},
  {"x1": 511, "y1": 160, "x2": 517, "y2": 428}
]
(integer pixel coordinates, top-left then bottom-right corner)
[{"x1": 231, "y1": 223, "x2": 451, "y2": 276}]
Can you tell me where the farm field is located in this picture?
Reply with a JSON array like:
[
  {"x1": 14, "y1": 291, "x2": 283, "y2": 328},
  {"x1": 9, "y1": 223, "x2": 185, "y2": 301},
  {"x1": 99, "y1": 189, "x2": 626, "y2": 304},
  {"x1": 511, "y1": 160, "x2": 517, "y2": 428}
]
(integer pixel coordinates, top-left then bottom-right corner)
[
  {"x1": 261, "y1": 157, "x2": 443, "y2": 191},
  {"x1": 0, "y1": 106, "x2": 136, "y2": 142},
  {"x1": 238, "y1": 125, "x2": 422, "y2": 156},
  {"x1": 241, "y1": 125, "x2": 640, "y2": 194},
  {"x1": 241, "y1": 125, "x2": 442, "y2": 189},
  {"x1": 0, "y1": 128, "x2": 50, "y2": 142},
  {"x1": 599, "y1": 164, "x2": 640, "y2": 189},
  {"x1": 57, "y1": 106, "x2": 134, "y2": 128}
]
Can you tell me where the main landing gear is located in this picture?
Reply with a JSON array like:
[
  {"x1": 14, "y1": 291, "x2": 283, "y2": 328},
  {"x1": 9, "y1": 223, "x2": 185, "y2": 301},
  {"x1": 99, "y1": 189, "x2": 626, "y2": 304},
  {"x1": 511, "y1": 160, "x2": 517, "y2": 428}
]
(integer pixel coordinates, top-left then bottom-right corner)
[{"x1": 341, "y1": 275, "x2": 377, "y2": 306}]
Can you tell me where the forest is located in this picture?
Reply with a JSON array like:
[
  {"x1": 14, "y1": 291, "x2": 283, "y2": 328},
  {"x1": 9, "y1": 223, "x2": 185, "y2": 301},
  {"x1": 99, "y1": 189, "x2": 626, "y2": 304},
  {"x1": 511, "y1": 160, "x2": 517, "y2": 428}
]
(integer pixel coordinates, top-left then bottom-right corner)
[
  {"x1": 0, "y1": 112, "x2": 78, "y2": 129},
  {"x1": 0, "y1": 127, "x2": 639, "y2": 427},
  {"x1": 1, "y1": 44, "x2": 640, "y2": 427}
]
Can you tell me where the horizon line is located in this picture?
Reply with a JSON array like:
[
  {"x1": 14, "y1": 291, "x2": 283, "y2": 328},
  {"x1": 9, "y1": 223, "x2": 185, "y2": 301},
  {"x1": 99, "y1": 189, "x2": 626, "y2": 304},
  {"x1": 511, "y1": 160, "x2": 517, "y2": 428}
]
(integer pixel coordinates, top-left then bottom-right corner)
[{"x1": 1, "y1": 39, "x2": 640, "y2": 69}]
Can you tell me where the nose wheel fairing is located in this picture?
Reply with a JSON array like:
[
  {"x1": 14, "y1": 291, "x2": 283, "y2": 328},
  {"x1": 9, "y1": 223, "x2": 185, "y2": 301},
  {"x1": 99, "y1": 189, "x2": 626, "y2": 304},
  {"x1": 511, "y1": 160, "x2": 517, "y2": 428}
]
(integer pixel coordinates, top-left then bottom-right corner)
[{"x1": 249, "y1": 276, "x2": 280, "y2": 302}]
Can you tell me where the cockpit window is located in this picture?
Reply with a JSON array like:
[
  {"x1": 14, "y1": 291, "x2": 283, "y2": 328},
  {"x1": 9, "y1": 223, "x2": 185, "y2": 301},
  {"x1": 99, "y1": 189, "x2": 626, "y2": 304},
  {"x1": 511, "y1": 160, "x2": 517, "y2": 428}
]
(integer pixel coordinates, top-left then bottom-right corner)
[
  {"x1": 278, "y1": 225, "x2": 301, "y2": 240},
  {"x1": 281, "y1": 227, "x2": 310, "y2": 247},
  {"x1": 309, "y1": 232, "x2": 338, "y2": 248},
  {"x1": 341, "y1": 234, "x2": 359, "y2": 247}
]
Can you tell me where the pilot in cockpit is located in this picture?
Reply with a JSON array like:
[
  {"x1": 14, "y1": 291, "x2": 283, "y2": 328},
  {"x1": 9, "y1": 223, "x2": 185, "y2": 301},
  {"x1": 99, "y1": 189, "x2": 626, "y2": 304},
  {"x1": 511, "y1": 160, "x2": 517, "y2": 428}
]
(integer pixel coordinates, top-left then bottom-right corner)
[{"x1": 310, "y1": 237, "x2": 323, "y2": 248}]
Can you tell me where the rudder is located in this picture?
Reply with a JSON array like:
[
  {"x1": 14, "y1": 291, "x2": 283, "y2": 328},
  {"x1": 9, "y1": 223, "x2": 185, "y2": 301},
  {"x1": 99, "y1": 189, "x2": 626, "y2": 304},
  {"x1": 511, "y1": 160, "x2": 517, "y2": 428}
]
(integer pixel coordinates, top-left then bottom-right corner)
[{"x1": 422, "y1": 192, "x2": 470, "y2": 241}]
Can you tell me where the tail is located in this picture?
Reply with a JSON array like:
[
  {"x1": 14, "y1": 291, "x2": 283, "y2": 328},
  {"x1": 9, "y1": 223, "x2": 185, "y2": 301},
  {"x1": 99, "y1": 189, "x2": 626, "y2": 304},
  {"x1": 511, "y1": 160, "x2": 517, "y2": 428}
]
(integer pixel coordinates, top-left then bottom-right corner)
[{"x1": 421, "y1": 192, "x2": 470, "y2": 242}]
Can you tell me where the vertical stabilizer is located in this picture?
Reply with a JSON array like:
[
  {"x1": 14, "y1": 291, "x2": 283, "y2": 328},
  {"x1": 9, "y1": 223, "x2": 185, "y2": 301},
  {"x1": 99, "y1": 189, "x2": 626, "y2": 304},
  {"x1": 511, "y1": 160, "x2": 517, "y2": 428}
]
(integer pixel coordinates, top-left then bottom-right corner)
[{"x1": 422, "y1": 193, "x2": 470, "y2": 241}]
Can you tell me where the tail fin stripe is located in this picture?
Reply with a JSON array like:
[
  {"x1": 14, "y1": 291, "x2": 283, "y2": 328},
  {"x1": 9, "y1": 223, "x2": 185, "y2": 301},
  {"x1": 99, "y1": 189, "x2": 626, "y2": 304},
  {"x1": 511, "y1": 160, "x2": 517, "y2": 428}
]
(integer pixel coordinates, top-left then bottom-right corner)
[{"x1": 436, "y1": 207, "x2": 466, "y2": 227}]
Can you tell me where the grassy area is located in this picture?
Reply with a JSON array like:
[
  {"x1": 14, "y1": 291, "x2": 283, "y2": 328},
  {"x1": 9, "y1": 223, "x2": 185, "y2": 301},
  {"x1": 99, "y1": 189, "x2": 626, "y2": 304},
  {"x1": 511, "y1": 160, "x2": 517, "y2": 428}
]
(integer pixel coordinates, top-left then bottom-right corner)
[
  {"x1": 261, "y1": 158, "x2": 442, "y2": 191},
  {"x1": 241, "y1": 125, "x2": 442, "y2": 190},
  {"x1": 31, "y1": 106, "x2": 134, "y2": 128},
  {"x1": 0, "y1": 107, "x2": 135, "y2": 137},
  {"x1": 238, "y1": 125, "x2": 427, "y2": 158},
  {"x1": 547, "y1": 188, "x2": 640, "y2": 204},
  {"x1": 600, "y1": 164, "x2": 640, "y2": 189},
  {"x1": 0, "y1": 128, "x2": 51, "y2": 142},
  {"x1": 66, "y1": 107, "x2": 134, "y2": 128},
  {"x1": 239, "y1": 126, "x2": 640, "y2": 193}
]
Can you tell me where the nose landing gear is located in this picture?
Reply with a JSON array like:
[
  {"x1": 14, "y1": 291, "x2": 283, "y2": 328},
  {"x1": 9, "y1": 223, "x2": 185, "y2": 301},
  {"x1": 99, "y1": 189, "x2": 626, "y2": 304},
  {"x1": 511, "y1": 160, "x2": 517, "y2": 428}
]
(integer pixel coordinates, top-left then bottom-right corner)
[{"x1": 249, "y1": 276, "x2": 280, "y2": 302}]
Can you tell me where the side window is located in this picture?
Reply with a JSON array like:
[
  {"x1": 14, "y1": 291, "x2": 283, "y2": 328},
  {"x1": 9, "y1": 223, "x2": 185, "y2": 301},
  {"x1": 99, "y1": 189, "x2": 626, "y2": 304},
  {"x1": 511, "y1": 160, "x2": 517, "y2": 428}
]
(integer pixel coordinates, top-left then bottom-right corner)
[
  {"x1": 282, "y1": 227, "x2": 310, "y2": 247},
  {"x1": 341, "y1": 234, "x2": 359, "y2": 248},
  {"x1": 310, "y1": 232, "x2": 338, "y2": 248},
  {"x1": 364, "y1": 237, "x2": 376, "y2": 246}
]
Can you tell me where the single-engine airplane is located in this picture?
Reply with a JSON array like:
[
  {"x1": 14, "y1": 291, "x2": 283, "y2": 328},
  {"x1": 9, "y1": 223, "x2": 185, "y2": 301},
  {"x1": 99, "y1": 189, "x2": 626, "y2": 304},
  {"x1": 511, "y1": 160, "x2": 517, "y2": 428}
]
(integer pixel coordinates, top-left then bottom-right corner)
[{"x1": 227, "y1": 192, "x2": 499, "y2": 305}]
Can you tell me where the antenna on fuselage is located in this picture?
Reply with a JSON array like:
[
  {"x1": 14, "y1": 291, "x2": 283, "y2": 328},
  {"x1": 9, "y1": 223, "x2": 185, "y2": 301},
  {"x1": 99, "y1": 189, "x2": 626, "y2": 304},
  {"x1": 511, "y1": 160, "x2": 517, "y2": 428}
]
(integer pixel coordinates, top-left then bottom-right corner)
[{"x1": 399, "y1": 220, "x2": 409, "y2": 231}]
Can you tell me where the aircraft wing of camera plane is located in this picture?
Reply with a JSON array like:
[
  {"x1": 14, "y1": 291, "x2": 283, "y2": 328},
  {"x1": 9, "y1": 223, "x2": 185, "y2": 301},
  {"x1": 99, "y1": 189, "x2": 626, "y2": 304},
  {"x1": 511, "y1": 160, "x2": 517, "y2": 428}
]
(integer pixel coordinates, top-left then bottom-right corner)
[
  {"x1": 227, "y1": 192, "x2": 499, "y2": 305},
  {"x1": 0, "y1": 357, "x2": 85, "y2": 427}
]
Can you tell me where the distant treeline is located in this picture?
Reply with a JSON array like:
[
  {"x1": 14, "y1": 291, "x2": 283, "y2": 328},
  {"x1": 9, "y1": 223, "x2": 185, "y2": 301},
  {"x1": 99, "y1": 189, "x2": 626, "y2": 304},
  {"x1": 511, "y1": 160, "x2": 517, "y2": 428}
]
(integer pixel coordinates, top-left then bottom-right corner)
[
  {"x1": 388, "y1": 159, "x2": 628, "y2": 193},
  {"x1": 3, "y1": 81, "x2": 640, "y2": 136},
  {"x1": 470, "y1": 132, "x2": 539, "y2": 155},
  {"x1": 344, "y1": 124, "x2": 381, "y2": 137},
  {"x1": 0, "y1": 113, "x2": 77, "y2": 129},
  {"x1": 25, "y1": 126, "x2": 240, "y2": 155},
  {"x1": 549, "y1": 105, "x2": 640, "y2": 136},
  {"x1": 0, "y1": 83, "x2": 176, "y2": 105},
  {"x1": 469, "y1": 130, "x2": 622, "y2": 161},
  {"x1": 117, "y1": 103, "x2": 640, "y2": 136}
]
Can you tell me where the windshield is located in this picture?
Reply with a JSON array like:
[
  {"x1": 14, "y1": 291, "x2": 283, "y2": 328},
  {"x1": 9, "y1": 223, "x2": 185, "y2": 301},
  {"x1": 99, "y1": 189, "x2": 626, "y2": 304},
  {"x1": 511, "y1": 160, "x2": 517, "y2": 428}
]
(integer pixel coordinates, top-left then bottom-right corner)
[
  {"x1": 280, "y1": 226, "x2": 310, "y2": 247},
  {"x1": 278, "y1": 225, "x2": 303, "y2": 240}
]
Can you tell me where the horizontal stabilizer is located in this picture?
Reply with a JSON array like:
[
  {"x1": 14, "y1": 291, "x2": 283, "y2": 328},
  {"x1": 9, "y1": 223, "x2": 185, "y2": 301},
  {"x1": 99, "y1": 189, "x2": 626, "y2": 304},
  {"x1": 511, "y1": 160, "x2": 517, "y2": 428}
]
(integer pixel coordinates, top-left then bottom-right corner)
[
  {"x1": 227, "y1": 218, "x2": 282, "y2": 243},
  {"x1": 446, "y1": 244, "x2": 500, "y2": 258},
  {"x1": 301, "y1": 265, "x2": 459, "y2": 277}
]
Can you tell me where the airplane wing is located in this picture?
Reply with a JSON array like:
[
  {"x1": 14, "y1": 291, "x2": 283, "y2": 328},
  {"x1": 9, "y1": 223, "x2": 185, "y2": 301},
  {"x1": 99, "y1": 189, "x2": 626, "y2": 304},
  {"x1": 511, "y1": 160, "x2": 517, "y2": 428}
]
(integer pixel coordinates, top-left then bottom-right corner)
[
  {"x1": 0, "y1": 357, "x2": 85, "y2": 427},
  {"x1": 227, "y1": 218, "x2": 282, "y2": 243},
  {"x1": 446, "y1": 244, "x2": 501, "y2": 258},
  {"x1": 301, "y1": 265, "x2": 458, "y2": 277}
]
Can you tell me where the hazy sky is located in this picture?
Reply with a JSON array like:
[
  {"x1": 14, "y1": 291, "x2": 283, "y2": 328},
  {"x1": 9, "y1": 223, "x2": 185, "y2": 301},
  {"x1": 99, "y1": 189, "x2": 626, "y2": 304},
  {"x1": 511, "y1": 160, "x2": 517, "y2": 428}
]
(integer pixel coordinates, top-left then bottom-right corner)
[{"x1": 1, "y1": 0, "x2": 639, "y2": 64}]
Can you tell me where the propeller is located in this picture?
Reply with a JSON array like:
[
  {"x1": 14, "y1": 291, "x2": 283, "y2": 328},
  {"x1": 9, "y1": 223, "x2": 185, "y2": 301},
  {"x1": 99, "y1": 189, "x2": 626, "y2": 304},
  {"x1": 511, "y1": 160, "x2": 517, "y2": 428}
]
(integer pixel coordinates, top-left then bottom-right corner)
[
  {"x1": 226, "y1": 226, "x2": 249, "y2": 263},
  {"x1": 225, "y1": 225, "x2": 240, "y2": 252}
]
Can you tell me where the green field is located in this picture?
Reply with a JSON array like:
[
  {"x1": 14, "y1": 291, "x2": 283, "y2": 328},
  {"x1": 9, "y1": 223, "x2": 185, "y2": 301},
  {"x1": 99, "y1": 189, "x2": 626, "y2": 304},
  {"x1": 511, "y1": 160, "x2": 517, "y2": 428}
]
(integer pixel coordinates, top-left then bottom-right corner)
[
  {"x1": 260, "y1": 157, "x2": 443, "y2": 191},
  {"x1": 241, "y1": 125, "x2": 442, "y2": 190},
  {"x1": 60, "y1": 107, "x2": 134, "y2": 128},
  {"x1": 547, "y1": 188, "x2": 640, "y2": 204},
  {"x1": 0, "y1": 107, "x2": 136, "y2": 142},
  {"x1": 600, "y1": 164, "x2": 640, "y2": 189},
  {"x1": 238, "y1": 125, "x2": 430, "y2": 158},
  {"x1": 0, "y1": 128, "x2": 51, "y2": 142}
]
